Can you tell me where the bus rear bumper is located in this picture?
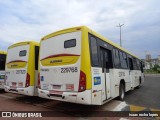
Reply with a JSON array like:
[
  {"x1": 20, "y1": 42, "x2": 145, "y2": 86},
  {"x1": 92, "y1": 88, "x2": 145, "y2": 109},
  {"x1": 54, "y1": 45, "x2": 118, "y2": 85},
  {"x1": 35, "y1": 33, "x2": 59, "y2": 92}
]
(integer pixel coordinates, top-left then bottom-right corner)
[
  {"x1": 4, "y1": 85, "x2": 35, "y2": 96},
  {"x1": 38, "y1": 89, "x2": 92, "y2": 105}
]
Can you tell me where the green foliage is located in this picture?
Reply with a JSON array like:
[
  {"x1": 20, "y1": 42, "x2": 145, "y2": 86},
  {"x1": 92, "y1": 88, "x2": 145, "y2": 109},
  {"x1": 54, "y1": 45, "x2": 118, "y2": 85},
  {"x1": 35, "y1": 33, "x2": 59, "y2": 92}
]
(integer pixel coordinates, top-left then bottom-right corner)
[{"x1": 144, "y1": 64, "x2": 160, "y2": 74}]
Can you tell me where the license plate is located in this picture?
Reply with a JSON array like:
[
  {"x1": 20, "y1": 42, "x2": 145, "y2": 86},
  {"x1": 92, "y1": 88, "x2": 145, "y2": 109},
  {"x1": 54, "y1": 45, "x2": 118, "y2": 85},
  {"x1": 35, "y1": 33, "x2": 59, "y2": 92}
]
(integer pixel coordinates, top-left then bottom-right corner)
[
  {"x1": 49, "y1": 90, "x2": 63, "y2": 95},
  {"x1": 52, "y1": 85, "x2": 61, "y2": 89}
]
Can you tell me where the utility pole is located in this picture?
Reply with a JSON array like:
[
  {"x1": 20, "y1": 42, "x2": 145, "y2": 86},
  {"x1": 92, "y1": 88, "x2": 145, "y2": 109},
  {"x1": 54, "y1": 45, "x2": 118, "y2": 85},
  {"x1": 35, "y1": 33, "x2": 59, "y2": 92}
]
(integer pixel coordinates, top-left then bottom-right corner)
[{"x1": 117, "y1": 23, "x2": 124, "y2": 47}]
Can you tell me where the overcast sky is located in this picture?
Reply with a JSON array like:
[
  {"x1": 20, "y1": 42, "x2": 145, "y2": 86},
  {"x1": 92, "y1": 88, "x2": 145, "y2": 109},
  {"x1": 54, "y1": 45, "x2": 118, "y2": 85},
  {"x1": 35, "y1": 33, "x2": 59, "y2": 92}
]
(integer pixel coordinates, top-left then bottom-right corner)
[{"x1": 0, "y1": 0, "x2": 159, "y2": 59}]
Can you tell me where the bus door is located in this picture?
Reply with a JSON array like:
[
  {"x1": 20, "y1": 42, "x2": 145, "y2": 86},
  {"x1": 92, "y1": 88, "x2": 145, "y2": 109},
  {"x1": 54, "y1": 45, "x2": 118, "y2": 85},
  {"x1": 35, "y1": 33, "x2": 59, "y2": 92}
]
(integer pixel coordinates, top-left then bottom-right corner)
[
  {"x1": 129, "y1": 57, "x2": 134, "y2": 88},
  {"x1": 100, "y1": 48, "x2": 112, "y2": 100}
]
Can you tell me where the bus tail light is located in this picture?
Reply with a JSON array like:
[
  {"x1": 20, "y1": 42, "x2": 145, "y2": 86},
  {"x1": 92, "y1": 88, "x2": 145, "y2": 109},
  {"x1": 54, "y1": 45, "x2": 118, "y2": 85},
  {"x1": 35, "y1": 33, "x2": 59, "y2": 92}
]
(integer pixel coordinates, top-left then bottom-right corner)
[
  {"x1": 25, "y1": 73, "x2": 30, "y2": 87},
  {"x1": 38, "y1": 73, "x2": 41, "y2": 89},
  {"x1": 78, "y1": 71, "x2": 86, "y2": 92}
]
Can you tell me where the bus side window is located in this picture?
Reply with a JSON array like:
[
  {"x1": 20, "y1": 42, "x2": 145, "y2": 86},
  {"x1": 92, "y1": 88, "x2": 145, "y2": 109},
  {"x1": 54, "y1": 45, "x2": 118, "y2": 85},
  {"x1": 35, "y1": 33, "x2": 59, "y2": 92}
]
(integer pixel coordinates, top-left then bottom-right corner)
[
  {"x1": 105, "y1": 49, "x2": 113, "y2": 72},
  {"x1": 100, "y1": 49, "x2": 104, "y2": 73},
  {"x1": 119, "y1": 51, "x2": 128, "y2": 69},
  {"x1": 35, "y1": 46, "x2": 39, "y2": 70},
  {"x1": 106, "y1": 49, "x2": 113, "y2": 69},
  {"x1": 89, "y1": 36, "x2": 99, "y2": 66},
  {"x1": 113, "y1": 48, "x2": 120, "y2": 68},
  {"x1": 133, "y1": 58, "x2": 137, "y2": 70},
  {"x1": 129, "y1": 58, "x2": 133, "y2": 70},
  {"x1": 123, "y1": 52, "x2": 128, "y2": 68},
  {"x1": 136, "y1": 60, "x2": 140, "y2": 70},
  {"x1": 104, "y1": 50, "x2": 109, "y2": 73},
  {"x1": 100, "y1": 48, "x2": 112, "y2": 73}
]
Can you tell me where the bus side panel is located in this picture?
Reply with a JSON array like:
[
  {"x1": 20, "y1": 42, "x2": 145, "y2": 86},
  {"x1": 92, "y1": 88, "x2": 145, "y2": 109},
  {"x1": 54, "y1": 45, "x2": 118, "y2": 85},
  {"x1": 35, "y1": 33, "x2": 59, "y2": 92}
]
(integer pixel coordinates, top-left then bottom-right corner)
[
  {"x1": 131, "y1": 70, "x2": 142, "y2": 88},
  {"x1": 109, "y1": 69, "x2": 118, "y2": 98},
  {"x1": 111, "y1": 69, "x2": 131, "y2": 97},
  {"x1": 91, "y1": 67, "x2": 103, "y2": 105}
]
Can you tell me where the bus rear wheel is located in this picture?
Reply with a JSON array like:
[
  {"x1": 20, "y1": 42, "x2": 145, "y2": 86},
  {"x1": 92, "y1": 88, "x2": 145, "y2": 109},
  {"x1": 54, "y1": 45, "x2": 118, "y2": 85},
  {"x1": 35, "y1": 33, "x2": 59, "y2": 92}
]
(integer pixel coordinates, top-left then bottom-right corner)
[{"x1": 119, "y1": 83, "x2": 125, "y2": 101}]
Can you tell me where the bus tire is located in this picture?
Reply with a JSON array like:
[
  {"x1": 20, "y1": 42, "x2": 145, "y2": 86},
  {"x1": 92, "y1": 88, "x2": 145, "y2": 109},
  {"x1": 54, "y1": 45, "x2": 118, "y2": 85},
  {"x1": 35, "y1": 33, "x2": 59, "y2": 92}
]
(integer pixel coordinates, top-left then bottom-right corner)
[{"x1": 119, "y1": 83, "x2": 125, "y2": 101}]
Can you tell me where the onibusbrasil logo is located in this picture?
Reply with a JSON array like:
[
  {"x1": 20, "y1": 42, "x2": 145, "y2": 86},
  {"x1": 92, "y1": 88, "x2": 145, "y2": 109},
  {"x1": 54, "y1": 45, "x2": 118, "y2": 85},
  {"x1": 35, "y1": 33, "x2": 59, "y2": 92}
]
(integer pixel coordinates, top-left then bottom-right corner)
[{"x1": 1, "y1": 112, "x2": 42, "y2": 117}]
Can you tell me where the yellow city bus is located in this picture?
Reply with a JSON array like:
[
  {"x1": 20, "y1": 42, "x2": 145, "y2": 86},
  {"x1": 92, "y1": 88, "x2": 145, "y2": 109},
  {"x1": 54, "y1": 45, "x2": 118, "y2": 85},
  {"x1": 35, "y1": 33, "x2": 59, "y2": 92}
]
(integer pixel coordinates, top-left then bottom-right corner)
[
  {"x1": 4, "y1": 41, "x2": 39, "y2": 96},
  {"x1": 0, "y1": 51, "x2": 7, "y2": 90},
  {"x1": 38, "y1": 26, "x2": 144, "y2": 105}
]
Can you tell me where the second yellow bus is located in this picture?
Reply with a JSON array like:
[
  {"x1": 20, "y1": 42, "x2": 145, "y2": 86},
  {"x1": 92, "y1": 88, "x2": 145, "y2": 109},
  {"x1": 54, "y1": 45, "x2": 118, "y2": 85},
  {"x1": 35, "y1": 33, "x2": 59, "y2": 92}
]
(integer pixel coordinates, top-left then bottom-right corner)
[{"x1": 4, "y1": 41, "x2": 39, "y2": 96}]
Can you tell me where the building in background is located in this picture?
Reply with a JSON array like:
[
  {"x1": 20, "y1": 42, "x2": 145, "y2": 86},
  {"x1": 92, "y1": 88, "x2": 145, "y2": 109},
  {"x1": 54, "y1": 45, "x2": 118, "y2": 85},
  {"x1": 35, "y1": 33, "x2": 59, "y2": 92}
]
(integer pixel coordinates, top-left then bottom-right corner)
[
  {"x1": 142, "y1": 55, "x2": 160, "y2": 70},
  {"x1": 146, "y1": 54, "x2": 151, "y2": 62}
]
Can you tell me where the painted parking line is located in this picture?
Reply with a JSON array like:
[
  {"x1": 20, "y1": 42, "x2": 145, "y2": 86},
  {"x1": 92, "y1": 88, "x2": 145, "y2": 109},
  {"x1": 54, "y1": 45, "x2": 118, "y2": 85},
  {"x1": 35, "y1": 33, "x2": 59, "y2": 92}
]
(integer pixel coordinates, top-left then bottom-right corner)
[
  {"x1": 129, "y1": 105, "x2": 146, "y2": 111},
  {"x1": 101, "y1": 100, "x2": 128, "y2": 111},
  {"x1": 129, "y1": 105, "x2": 160, "y2": 112},
  {"x1": 124, "y1": 105, "x2": 160, "y2": 120}
]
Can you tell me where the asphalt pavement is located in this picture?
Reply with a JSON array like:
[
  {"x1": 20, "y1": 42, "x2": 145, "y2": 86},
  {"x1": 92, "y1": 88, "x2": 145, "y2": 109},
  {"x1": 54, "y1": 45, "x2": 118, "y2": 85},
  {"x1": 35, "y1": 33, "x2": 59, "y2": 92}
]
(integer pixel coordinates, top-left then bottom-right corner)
[
  {"x1": 0, "y1": 74, "x2": 160, "y2": 119},
  {"x1": 124, "y1": 74, "x2": 160, "y2": 109}
]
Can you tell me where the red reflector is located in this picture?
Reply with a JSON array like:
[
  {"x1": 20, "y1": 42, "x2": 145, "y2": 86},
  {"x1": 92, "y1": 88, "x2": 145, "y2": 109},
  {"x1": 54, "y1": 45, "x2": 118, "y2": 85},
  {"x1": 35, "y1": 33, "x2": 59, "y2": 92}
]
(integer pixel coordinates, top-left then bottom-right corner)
[
  {"x1": 25, "y1": 73, "x2": 30, "y2": 87},
  {"x1": 38, "y1": 72, "x2": 41, "y2": 89},
  {"x1": 78, "y1": 71, "x2": 86, "y2": 92}
]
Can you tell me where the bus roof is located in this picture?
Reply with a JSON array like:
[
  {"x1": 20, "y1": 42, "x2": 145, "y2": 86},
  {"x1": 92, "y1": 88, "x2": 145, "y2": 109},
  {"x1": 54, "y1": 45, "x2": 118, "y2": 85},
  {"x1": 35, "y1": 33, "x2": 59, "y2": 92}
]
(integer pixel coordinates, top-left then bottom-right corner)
[
  {"x1": 41, "y1": 26, "x2": 140, "y2": 60},
  {"x1": 0, "y1": 51, "x2": 7, "y2": 55},
  {"x1": 8, "y1": 41, "x2": 39, "y2": 49}
]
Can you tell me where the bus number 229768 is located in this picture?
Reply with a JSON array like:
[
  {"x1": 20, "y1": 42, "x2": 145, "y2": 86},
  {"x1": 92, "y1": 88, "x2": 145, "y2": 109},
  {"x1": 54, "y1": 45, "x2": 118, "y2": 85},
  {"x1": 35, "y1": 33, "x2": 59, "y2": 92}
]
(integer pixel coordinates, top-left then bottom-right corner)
[{"x1": 61, "y1": 67, "x2": 78, "y2": 73}]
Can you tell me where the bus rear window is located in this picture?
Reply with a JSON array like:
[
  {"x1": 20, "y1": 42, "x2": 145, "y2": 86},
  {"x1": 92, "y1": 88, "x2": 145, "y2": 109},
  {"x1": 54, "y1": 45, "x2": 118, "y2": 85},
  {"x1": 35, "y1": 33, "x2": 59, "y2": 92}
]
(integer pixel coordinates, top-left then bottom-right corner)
[
  {"x1": 64, "y1": 39, "x2": 76, "y2": 48},
  {"x1": 19, "y1": 50, "x2": 27, "y2": 57}
]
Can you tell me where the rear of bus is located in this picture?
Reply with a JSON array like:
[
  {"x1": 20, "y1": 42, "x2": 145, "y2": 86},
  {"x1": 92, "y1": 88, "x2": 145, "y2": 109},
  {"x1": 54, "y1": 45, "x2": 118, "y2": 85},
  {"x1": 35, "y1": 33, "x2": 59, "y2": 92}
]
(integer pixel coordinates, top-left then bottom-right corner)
[
  {"x1": 38, "y1": 26, "x2": 92, "y2": 104},
  {"x1": 0, "y1": 51, "x2": 6, "y2": 90},
  {"x1": 4, "y1": 41, "x2": 39, "y2": 96}
]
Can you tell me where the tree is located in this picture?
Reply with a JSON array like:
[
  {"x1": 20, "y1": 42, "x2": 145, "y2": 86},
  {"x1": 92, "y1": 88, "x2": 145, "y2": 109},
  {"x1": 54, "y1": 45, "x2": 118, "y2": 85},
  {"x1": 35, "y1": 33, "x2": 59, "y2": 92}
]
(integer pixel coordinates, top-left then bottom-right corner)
[{"x1": 152, "y1": 64, "x2": 160, "y2": 73}]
